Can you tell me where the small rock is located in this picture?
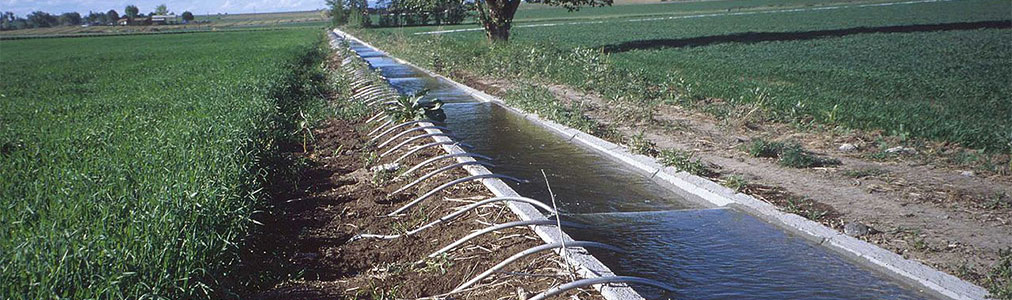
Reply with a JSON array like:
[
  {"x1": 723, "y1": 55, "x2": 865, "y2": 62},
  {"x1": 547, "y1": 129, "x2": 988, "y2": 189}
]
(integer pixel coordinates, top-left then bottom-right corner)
[
  {"x1": 959, "y1": 170, "x2": 974, "y2": 177},
  {"x1": 369, "y1": 163, "x2": 400, "y2": 173},
  {"x1": 292, "y1": 252, "x2": 319, "y2": 264},
  {"x1": 885, "y1": 146, "x2": 916, "y2": 154},
  {"x1": 838, "y1": 143, "x2": 858, "y2": 152},
  {"x1": 844, "y1": 221, "x2": 874, "y2": 237}
]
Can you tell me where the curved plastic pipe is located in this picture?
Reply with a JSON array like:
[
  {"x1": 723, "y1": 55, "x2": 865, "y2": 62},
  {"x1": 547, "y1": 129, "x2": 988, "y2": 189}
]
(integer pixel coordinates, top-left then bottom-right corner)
[
  {"x1": 361, "y1": 88, "x2": 394, "y2": 99},
  {"x1": 354, "y1": 85, "x2": 383, "y2": 95},
  {"x1": 527, "y1": 276, "x2": 677, "y2": 300},
  {"x1": 443, "y1": 196, "x2": 556, "y2": 219},
  {"x1": 387, "y1": 174, "x2": 528, "y2": 216},
  {"x1": 370, "y1": 120, "x2": 444, "y2": 142},
  {"x1": 392, "y1": 141, "x2": 473, "y2": 162},
  {"x1": 365, "y1": 96, "x2": 394, "y2": 106},
  {"x1": 451, "y1": 241, "x2": 626, "y2": 293},
  {"x1": 350, "y1": 82, "x2": 372, "y2": 91},
  {"x1": 355, "y1": 218, "x2": 554, "y2": 242},
  {"x1": 367, "y1": 98, "x2": 398, "y2": 108},
  {"x1": 353, "y1": 87, "x2": 388, "y2": 99},
  {"x1": 378, "y1": 133, "x2": 458, "y2": 158},
  {"x1": 389, "y1": 160, "x2": 495, "y2": 195},
  {"x1": 368, "y1": 121, "x2": 393, "y2": 141},
  {"x1": 348, "y1": 72, "x2": 368, "y2": 80},
  {"x1": 353, "y1": 89, "x2": 389, "y2": 102},
  {"x1": 377, "y1": 126, "x2": 452, "y2": 149},
  {"x1": 399, "y1": 152, "x2": 493, "y2": 176},
  {"x1": 350, "y1": 78, "x2": 371, "y2": 88},
  {"x1": 354, "y1": 86, "x2": 385, "y2": 97},
  {"x1": 349, "y1": 78, "x2": 368, "y2": 85},
  {"x1": 429, "y1": 219, "x2": 579, "y2": 258},
  {"x1": 365, "y1": 93, "x2": 398, "y2": 105},
  {"x1": 354, "y1": 93, "x2": 387, "y2": 105},
  {"x1": 354, "y1": 197, "x2": 556, "y2": 241},
  {"x1": 365, "y1": 111, "x2": 386, "y2": 125}
]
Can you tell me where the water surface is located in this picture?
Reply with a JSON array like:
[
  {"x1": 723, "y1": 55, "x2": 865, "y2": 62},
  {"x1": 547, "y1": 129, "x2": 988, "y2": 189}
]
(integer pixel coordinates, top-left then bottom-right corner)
[{"x1": 341, "y1": 36, "x2": 935, "y2": 299}]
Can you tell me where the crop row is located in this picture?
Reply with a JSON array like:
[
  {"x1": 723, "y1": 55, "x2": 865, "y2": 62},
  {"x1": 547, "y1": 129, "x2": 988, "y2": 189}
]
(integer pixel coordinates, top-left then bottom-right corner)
[{"x1": 0, "y1": 29, "x2": 325, "y2": 298}]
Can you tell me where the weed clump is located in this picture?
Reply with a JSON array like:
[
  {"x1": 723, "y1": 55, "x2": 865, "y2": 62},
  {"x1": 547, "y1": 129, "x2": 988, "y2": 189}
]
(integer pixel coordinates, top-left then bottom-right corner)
[
  {"x1": 722, "y1": 174, "x2": 749, "y2": 192},
  {"x1": 843, "y1": 168, "x2": 888, "y2": 178},
  {"x1": 783, "y1": 196, "x2": 829, "y2": 221},
  {"x1": 659, "y1": 148, "x2": 713, "y2": 177},
  {"x1": 985, "y1": 248, "x2": 1012, "y2": 299},
  {"x1": 745, "y1": 138, "x2": 841, "y2": 168},
  {"x1": 745, "y1": 138, "x2": 786, "y2": 158},
  {"x1": 628, "y1": 132, "x2": 658, "y2": 156}
]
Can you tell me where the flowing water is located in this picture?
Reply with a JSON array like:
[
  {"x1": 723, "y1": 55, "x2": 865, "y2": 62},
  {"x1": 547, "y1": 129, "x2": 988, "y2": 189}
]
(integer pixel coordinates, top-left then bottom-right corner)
[{"x1": 341, "y1": 36, "x2": 935, "y2": 299}]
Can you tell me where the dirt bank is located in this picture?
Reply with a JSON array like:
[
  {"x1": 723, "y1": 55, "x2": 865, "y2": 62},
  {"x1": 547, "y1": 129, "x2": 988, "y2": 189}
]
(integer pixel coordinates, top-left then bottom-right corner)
[{"x1": 240, "y1": 59, "x2": 602, "y2": 299}]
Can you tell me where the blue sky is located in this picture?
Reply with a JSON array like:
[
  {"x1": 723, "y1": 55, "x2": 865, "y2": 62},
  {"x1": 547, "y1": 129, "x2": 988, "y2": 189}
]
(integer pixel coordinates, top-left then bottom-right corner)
[{"x1": 1, "y1": 0, "x2": 326, "y2": 16}]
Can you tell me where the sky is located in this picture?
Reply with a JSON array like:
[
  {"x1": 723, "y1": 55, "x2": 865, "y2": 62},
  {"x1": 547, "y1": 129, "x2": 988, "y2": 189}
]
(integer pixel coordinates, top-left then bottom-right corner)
[{"x1": 1, "y1": 0, "x2": 326, "y2": 16}]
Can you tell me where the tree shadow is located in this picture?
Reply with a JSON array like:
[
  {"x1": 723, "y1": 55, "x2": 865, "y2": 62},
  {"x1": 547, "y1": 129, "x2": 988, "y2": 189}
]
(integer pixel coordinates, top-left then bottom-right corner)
[{"x1": 600, "y1": 20, "x2": 1011, "y2": 53}]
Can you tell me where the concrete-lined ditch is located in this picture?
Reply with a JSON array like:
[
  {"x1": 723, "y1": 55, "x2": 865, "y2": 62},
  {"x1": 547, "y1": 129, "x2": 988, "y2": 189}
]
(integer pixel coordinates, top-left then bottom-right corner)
[{"x1": 331, "y1": 28, "x2": 989, "y2": 299}]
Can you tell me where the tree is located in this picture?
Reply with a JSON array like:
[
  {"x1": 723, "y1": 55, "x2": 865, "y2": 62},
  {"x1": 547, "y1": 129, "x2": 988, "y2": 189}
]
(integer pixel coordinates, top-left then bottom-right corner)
[
  {"x1": 0, "y1": 12, "x2": 28, "y2": 30},
  {"x1": 59, "y1": 12, "x2": 82, "y2": 26},
  {"x1": 125, "y1": 5, "x2": 139, "y2": 18},
  {"x1": 1, "y1": 11, "x2": 14, "y2": 30},
  {"x1": 107, "y1": 10, "x2": 119, "y2": 23},
  {"x1": 85, "y1": 11, "x2": 106, "y2": 24},
  {"x1": 155, "y1": 4, "x2": 169, "y2": 15},
  {"x1": 181, "y1": 11, "x2": 194, "y2": 22},
  {"x1": 326, "y1": 0, "x2": 348, "y2": 26},
  {"x1": 475, "y1": 0, "x2": 610, "y2": 42},
  {"x1": 347, "y1": 0, "x2": 370, "y2": 27},
  {"x1": 26, "y1": 11, "x2": 58, "y2": 28}
]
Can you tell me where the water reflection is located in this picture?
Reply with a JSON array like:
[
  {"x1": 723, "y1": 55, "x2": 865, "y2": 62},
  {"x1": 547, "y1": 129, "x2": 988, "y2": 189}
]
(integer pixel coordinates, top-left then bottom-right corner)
[
  {"x1": 341, "y1": 37, "x2": 934, "y2": 300},
  {"x1": 565, "y1": 209, "x2": 930, "y2": 299}
]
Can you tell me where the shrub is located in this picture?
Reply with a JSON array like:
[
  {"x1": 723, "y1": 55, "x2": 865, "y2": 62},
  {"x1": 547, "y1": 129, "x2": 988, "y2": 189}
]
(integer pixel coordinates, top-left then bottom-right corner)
[
  {"x1": 659, "y1": 148, "x2": 713, "y2": 177},
  {"x1": 746, "y1": 138, "x2": 840, "y2": 168}
]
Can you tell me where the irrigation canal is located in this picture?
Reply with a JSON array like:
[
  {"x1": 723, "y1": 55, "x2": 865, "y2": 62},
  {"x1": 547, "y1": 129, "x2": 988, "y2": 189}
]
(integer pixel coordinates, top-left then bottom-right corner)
[{"x1": 339, "y1": 35, "x2": 935, "y2": 299}]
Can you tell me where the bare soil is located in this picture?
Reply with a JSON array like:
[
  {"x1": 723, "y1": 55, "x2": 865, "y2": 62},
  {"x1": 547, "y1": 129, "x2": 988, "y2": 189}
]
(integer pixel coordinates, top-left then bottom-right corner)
[
  {"x1": 457, "y1": 72, "x2": 1012, "y2": 288},
  {"x1": 242, "y1": 116, "x2": 601, "y2": 299}
]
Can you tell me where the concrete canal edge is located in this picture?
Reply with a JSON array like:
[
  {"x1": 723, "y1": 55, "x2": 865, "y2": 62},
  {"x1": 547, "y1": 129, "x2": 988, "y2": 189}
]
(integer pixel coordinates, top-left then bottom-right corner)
[
  {"x1": 331, "y1": 29, "x2": 989, "y2": 300},
  {"x1": 331, "y1": 30, "x2": 648, "y2": 300}
]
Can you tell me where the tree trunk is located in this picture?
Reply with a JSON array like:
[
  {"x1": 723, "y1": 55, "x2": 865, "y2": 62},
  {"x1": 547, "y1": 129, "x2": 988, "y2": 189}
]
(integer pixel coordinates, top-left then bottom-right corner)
[
  {"x1": 485, "y1": 22, "x2": 511, "y2": 42},
  {"x1": 478, "y1": 0, "x2": 521, "y2": 43}
]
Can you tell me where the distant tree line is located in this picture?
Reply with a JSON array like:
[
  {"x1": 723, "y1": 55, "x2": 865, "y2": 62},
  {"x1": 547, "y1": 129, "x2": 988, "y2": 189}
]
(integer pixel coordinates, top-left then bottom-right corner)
[
  {"x1": 1, "y1": 3, "x2": 195, "y2": 31},
  {"x1": 376, "y1": 0, "x2": 467, "y2": 27},
  {"x1": 327, "y1": 0, "x2": 466, "y2": 28}
]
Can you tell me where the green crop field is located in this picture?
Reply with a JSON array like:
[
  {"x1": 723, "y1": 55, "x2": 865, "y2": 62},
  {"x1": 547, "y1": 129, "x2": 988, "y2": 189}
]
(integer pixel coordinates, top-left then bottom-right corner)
[
  {"x1": 350, "y1": 0, "x2": 1012, "y2": 152},
  {"x1": 0, "y1": 28, "x2": 325, "y2": 298},
  {"x1": 512, "y1": 0, "x2": 899, "y2": 23}
]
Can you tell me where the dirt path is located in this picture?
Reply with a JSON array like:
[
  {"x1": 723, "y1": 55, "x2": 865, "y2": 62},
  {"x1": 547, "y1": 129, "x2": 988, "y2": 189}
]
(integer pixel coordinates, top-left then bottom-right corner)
[{"x1": 460, "y1": 73, "x2": 1011, "y2": 288}]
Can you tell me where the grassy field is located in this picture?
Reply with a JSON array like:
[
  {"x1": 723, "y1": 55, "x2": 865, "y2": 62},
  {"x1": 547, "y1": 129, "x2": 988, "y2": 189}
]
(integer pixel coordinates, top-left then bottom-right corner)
[
  {"x1": 0, "y1": 10, "x2": 326, "y2": 38},
  {"x1": 0, "y1": 28, "x2": 325, "y2": 298},
  {"x1": 349, "y1": 0, "x2": 1012, "y2": 152},
  {"x1": 512, "y1": 0, "x2": 900, "y2": 23}
]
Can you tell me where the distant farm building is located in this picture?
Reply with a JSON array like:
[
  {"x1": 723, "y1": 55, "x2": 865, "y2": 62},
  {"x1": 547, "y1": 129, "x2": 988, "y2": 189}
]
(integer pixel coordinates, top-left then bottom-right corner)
[
  {"x1": 117, "y1": 15, "x2": 177, "y2": 26},
  {"x1": 150, "y1": 15, "x2": 178, "y2": 25}
]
